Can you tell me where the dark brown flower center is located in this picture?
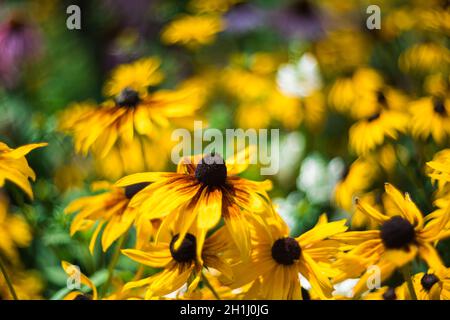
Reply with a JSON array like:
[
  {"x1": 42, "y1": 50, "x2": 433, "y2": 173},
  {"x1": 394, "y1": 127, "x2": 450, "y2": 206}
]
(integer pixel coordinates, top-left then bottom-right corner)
[
  {"x1": 421, "y1": 273, "x2": 439, "y2": 291},
  {"x1": 382, "y1": 287, "x2": 397, "y2": 300},
  {"x1": 74, "y1": 294, "x2": 92, "y2": 300},
  {"x1": 115, "y1": 87, "x2": 141, "y2": 108},
  {"x1": 271, "y1": 237, "x2": 301, "y2": 265},
  {"x1": 380, "y1": 216, "x2": 415, "y2": 249},
  {"x1": 367, "y1": 112, "x2": 381, "y2": 122},
  {"x1": 124, "y1": 182, "x2": 150, "y2": 199},
  {"x1": 169, "y1": 233, "x2": 196, "y2": 263},
  {"x1": 376, "y1": 90, "x2": 387, "y2": 106},
  {"x1": 433, "y1": 98, "x2": 446, "y2": 116},
  {"x1": 195, "y1": 153, "x2": 227, "y2": 187}
]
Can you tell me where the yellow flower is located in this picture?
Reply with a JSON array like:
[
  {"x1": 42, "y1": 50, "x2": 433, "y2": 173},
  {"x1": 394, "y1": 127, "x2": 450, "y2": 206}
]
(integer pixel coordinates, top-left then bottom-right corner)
[
  {"x1": 333, "y1": 158, "x2": 376, "y2": 212},
  {"x1": 349, "y1": 109, "x2": 409, "y2": 155},
  {"x1": 226, "y1": 213, "x2": 347, "y2": 300},
  {"x1": 188, "y1": 0, "x2": 241, "y2": 13},
  {"x1": 61, "y1": 261, "x2": 99, "y2": 300},
  {"x1": 115, "y1": 151, "x2": 272, "y2": 259},
  {"x1": 427, "y1": 148, "x2": 450, "y2": 191},
  {"x1": 0, "y1": 268, "x2": 42, "y2": 300},
  {"x1": 121, "y1": 225, "x2": 233, "y2": 299},
  {"x1": 404, "y1": 268, "x2": 450, "y2": 300},
  {"x1": 103, "y1": 57, "x2": 164, "y2": 97},
  {"x1": 0, "y1": 142, "x2": 47, "y2": 199},
  {"x1": 0, "y1": 194, "x2": 32, "y2": 264},
  {"x1": 161, "y1": 15, "x2": 225, "y2": 49},
  {"x1": 59, "y1": 58, "x2": 201, "y2": 179},
  {"x1": 333, "y1": 183, "x2": 450, "y2": 297},
  {"x1": 399, "y1": 42, "x2": 450, "y2": 73},
  {"x1": 64, "y1": 181, "x2": 154, "y2": 253},
  {"x1": 410, "y1": 96, "x2": 450, "y2": 143}
]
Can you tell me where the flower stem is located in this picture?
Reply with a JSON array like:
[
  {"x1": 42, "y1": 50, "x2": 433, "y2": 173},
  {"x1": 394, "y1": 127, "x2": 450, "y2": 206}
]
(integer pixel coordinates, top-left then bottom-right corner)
[
  {"x1": 202, "y1": 272, "x2": 221, "y2": 300},
  {"x1": 401, "y1": 264, "x2": 417, "y2": 300},
  {"x1": 102, "y1": 233, "x2": 127, "y2": 297},
  {"x1": 0, "y1": 256, "x2": 18, "y2": 300}
]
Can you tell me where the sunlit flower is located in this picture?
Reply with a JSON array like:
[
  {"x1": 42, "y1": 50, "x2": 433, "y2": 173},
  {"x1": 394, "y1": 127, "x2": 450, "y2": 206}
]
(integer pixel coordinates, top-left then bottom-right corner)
[
  {"x1": 405, "y1": 267, "x2": 450, "y2": 300},
  {"x1": 333, "y1": 183, "x2": 450, "y2": 297},
  {"x1": 115, "y1": 151, "x2": 272, "y2": 259},
  {"x1": 0, "y1": 142, "x2": 47, "y2": 199},
  {"x1": 161, "y1": 15, "x2": 225, "y2": 49},
  {"x1": 226, "y1": 213, "x2": 347, "y2": 299},
  {"x1": 399, "y1": 42, "x2": 450, "y2": 73}
]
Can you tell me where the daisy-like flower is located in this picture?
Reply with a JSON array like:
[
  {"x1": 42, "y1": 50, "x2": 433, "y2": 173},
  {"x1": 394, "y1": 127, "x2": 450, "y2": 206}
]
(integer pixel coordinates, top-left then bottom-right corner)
[
  {"x1": 59, "y1": 57, "x2": 201, "y2": 179},
  {"x1": 225, "y1": 212, "x2": 348, "y2": 299},
  {"x1": 161, "y1": 15, "x2": 225, "y2": 49},
  {"x1": 64, "y1": 181, "x2": 153, "y2": 253},
  {"x1": 332, "y1": 183, "x2": 450, "y2": 297},
  {"x1": 399, "y1": 42, "x2": 450, "y2": 73},
  {"x1": 410, "y1": 96, "x2": 450, "y2": 143},
  {"x1": 427, "y1": 148, "x2": 450, "y2": 191},
  {"x1": 0, "y1": 142, "x2": 47, "y2": 199},
  {"x1": 404, "y1": 267, "x2": 450, "y2": 300},
  {"x1": 121, "y1": 222, "x2": 233, "y2": 299},
  {"x1": 0, "y1": 194, "x2": 31, "y2": 265},
  {"x1": 115, "y1": 151, "x2": 272, "y2": 259},
  {"x1": 349, "y1": 109, "x2": 409, "y2": 155}
]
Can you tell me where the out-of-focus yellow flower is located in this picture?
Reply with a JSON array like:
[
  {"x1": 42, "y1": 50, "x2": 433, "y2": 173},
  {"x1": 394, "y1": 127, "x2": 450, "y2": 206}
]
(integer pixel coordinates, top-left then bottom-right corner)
[
  {"x1": 399, "y1": 42, "x2": 450, "y2": 73},
  {"x1": 410, "y1": 96, "x2": 450, "y2": 144},
  {"x1": 0, "y1": 268, "x2": 42, "y2": 300},
  {"x1": 103, "y1": 57, "x2": 164, "y2": 97},
  {"x1": 53, "y1": 158, "x2": 91, "y2": 193},
  {"x1": 402, "y1": 267, "x2": 450, "y2": 300},
  {"x1": 362, "y1": 286, "x2": 405, "y2": 300},
  {"x1": 59, "y1": 58, "x2": 201, "y2": 179},
  {"x1": 427, "y1": 148, "x2": 450, "y2": 191},
  {"x1": 0, "y1": 194, "x2": 32, "y2": 264},
  {"x1": 333, "y1": 183, "x2": 450, "y2": 298},
  {"x1": 188, "y1": 0, "x2": 242, "y2": 13},
  {"x1": 0, "y1": 142, "x2": 47, "y2": 199},
  {"x1": 161, "y1": 15, "x2": 225, "y2": 49},
  {"x1": 424, "y1": 73, "x2": 448, "y2": 97},
  {"x1": 333, "y1": 158, "x2": 376, "y2": 212},
  {"x1": 226, "y1": 213, "x2": 347, "y2": 300},
  {"x1": 349, "y1": 110, "x2": 409, "y2": 156}
]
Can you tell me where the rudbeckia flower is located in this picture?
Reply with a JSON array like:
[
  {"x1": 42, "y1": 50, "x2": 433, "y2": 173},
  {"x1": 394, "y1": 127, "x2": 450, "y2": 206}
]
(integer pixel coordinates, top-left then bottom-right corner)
[
  {"x1": 0, "y1": 268, "x2": 42, "y2": 300},
  {"x1": 332, "y1": 183, "x2": 450, "y2": 297},
  {"x1": 65, "y1": 181, "x2": 153, "y2": 253},
  {"x1": 59, "y1": 57, "x2": 201, "y2": 179},
  {"x1": 115, "y1": 151, "x2": 272, "y2": 259},
  {"x1": 0, "y1": 194, "x2": 32, "y2": 264},
  {"x1": 161, "y1": 15, "x2": 225, "y2": 49},
  {"x1": 399, "y1": 42, "x2": 450, "y2": 73},
  {"x1": 225, "y1": 213, "x2": 348, "y2": 299},
  {"x1": 362, "y1": 286, "x2": 404, "y2": 300},
  {"x1": 0, "y1": 141, "x2": 47, "y2": 199},
  {"x1": 410, "y1": 96, "x2": 450, "y2": 143},
  {"x1": 427, "y1": 148, "x2": 450, "y2": 191},
  {"x1": 121, "y1": 224, "x2": 233, "y2": 299},
  {"x1": 405, "y1": 267, "x2": 450, "y2": 300},
  {"x1": 349, "y1": 109, "x2": 409, "y2": 155}
]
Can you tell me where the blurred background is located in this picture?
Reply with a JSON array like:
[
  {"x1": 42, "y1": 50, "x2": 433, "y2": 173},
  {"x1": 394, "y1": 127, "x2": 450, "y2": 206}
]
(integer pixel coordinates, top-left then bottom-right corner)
[{"x1": 0, "y1": 0, "x2": 449, "y2": 299}]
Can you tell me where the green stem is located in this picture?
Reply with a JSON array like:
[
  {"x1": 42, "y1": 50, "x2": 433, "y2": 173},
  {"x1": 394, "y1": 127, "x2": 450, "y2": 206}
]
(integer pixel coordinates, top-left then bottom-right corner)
[
  {"x1": 202, "y1": 272, "x2": 221, "y2": 300},
  {"x1": 401, "y1": 264, "x2": 417, "y2": 300},
  {"x1": 0, "y1": 256, "x2": 18, "y2": 300},
  {"x1": 102, "y1": 233, "x2": 127, "y2": 297}
]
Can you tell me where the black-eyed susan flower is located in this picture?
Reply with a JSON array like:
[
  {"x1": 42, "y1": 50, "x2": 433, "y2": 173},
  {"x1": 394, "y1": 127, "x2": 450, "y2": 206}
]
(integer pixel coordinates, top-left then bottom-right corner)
[
  {"x1": 349, "y1": 109, "x2": 409, "y2": 155},
  {"x1": 0, "y1": 193, "x2": 31, "y2": 265},
  {"x1": 121, "y1": 223, "x2": 233, "y2": 299},
  {"x1": 161, "y1": 15, "x2": 225, "y2": 49},
  {"x1": 59, "y1": 58, "x2": 201, "y2": 179},
  {"x1": 0, "y1": 141, "x2": 47, "y2": 199},
  {"x1": 410, "y1": 96, "x2": 450, "y2": 143},
  {"x1": 404, "y1": 267, "x2": 450, "y2": 300},
  {"x1": 64, "y1": 181, "x2": 153, "y2": 253},
  {"x1": 399, "y1": 42, "x2": 450, "y2": 73},
  {"x1": 362, "y1": 285, "x2": 405, "y2": 300},
  {"x1": 332, "y1": 183, "x2": 450, "y2": 297},
  {"x1": 0, "y1": 268, "x2": 42, "y2": 300},
  {"x1": 225, "y1": 213, "x2": 347, "y2": 300},
  {"x1": 116, "y1": 151, "x2": 272, "y2": 259}
]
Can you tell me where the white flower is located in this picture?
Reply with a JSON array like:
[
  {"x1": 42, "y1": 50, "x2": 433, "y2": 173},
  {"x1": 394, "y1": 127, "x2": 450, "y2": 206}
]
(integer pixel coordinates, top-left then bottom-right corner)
[{"x1": 276, "y1": 53, "x2": 322, "y2": 98}]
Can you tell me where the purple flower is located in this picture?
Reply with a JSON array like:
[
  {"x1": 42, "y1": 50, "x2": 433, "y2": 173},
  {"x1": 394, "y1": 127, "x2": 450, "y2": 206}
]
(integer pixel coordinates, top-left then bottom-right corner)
[
  {"x1": 224, "y1": 3, "x2": 267, "y2": 34},
  {"x1": 0, "y1": 14, "x2": 42, "y2": 87}
]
